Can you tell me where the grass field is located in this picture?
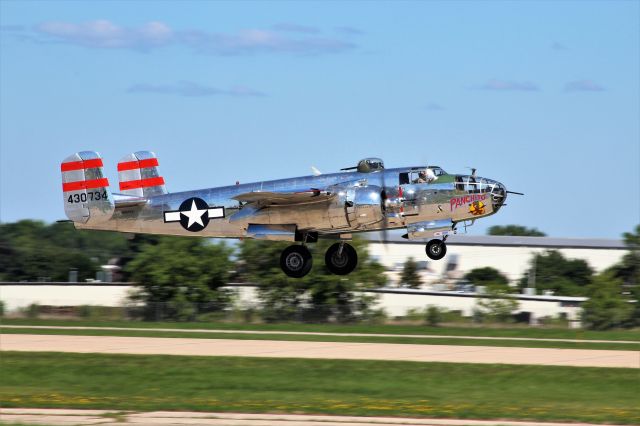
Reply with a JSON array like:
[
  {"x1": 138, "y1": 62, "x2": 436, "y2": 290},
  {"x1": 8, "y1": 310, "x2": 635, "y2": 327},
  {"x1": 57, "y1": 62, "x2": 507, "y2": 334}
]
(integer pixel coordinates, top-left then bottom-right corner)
[
  {"x1": 3, "y1": 325, "x2": 640, "y2": 351},
  {"x1": 3, "y1": 317, "x2": 639, "y2": 340},
  {"x1": 1, "y1": 352, "x2": 639, "y2": 424}
]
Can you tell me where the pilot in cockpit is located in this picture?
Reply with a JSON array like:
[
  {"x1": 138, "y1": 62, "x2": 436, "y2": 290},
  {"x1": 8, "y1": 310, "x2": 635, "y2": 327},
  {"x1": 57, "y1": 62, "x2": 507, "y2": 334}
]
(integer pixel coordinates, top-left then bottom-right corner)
[{"x1": 414, "y1": 170, "x2": 428, "y2": 183}]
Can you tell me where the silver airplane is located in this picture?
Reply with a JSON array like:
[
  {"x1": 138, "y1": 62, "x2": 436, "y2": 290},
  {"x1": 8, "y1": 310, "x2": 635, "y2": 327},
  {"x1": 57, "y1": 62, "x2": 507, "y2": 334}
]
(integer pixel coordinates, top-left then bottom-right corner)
[{"x1": 61, "y1": 151, "x2": 517, "y2": 278}]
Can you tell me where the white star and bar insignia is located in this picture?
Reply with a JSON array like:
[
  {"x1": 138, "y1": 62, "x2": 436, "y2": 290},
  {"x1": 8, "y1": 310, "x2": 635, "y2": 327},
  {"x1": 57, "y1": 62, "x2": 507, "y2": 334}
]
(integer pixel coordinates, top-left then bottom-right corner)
[{"x1": 163, "y1": 197, "x2": 224, "y2": 232}]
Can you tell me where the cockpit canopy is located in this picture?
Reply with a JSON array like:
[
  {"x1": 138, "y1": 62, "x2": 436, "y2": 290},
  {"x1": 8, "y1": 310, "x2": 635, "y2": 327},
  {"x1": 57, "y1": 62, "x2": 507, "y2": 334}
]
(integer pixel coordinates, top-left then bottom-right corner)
[
  {"x1": 455, "y1": 175, "x2": 502, "y2": 193},
  {"x1": 357, "y1": 158, "x2": 384, "y2": 173},
  {"x1": 427, "y1": 166, "x2": 446, "y2": 177},
  {"x1": 400, "y1": 166, "x2": 448, "y2": 184}
]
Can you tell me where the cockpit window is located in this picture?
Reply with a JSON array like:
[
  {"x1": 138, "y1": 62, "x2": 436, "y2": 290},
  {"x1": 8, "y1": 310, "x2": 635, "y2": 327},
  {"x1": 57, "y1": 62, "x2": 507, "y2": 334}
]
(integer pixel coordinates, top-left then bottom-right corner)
[
  {"x1": 465, "y1": 176, "x2": 480, "y2": 193},
  {"x1": 430, "y1": 167, "x2": 446, "y2": 176},
  {"x1": 456, "y1": 176, "x2": 499, "y2": 193},
  {"x1": 410, "y1": 170, "x2": 430, "y2": 184}
]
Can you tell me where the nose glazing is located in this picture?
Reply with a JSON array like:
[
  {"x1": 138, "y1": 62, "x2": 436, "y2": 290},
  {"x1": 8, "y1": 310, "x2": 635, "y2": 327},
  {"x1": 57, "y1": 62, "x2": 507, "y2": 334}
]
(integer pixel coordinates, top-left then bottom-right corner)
[
  {"x1": 454, "y1": 174, "x2": 507, "y2": 212},
  {"x1": 490, "y1": 181, "x2": 507, "y2": 211}
]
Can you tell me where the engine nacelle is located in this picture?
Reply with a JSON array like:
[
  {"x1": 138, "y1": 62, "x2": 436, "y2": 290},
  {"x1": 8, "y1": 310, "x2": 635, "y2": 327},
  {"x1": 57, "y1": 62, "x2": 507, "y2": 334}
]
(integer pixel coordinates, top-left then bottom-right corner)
[{"x1": 346, "y1": 185, "x2": 385, "y2": 228}]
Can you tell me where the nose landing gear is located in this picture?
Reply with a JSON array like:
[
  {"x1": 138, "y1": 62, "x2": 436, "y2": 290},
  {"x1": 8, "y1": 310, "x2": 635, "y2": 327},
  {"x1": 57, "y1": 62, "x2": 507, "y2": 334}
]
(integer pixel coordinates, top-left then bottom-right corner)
[
  {"x1": 280, "y1": 245, "x2": 313, "y2": 278},
  {"x1": 425, "y1": 238, "x2": 447, "y2": 260}
]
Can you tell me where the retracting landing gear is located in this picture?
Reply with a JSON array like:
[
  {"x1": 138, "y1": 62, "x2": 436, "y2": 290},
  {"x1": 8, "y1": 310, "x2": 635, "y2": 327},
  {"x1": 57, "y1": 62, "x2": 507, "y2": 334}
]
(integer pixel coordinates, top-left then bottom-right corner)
[
  {"x1": 425, "y1": 239, "x2": 447, "y2": 260},
  {"x1": 280, "y1": 245, "x2": 313, "y2": 278},
  {"x1": 325, "y1": 242, "x2": 358, "y2": 275}
]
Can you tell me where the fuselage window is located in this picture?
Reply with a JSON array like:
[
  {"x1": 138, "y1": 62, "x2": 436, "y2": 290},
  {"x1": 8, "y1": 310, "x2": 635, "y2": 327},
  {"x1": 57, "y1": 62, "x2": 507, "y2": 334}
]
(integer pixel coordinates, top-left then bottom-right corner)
[{"x1": 399, "y1": 173, "x2": 410, "y2": 185}]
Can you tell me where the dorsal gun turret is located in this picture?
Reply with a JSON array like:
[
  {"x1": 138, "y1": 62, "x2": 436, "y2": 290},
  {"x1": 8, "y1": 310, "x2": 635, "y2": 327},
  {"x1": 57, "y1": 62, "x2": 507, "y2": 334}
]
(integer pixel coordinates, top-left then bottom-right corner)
[{"x1": 341, "y1": 158, "x2": 385, "y2": 173}]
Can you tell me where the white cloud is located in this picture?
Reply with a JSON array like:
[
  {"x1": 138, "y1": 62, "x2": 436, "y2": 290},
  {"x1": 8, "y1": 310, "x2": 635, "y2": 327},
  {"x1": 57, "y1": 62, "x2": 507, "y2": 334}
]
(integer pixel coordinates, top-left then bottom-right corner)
[
  {"x1": 551, "y1": 41, "x2": 568, "y2": 51},
  {"x1": 35, "y1": 20, "x2": 173, "y2": 49},
  {"x1": 334, "y1": 26, "x2": 364, "y2": 36},
  {"x1": 127, "y1": 81, "x2": 266, "y2": 97},
  {"x1": 186, "y1": 29, "x2": 355, "y2": 55},
  {"x1": 272, "y1": 23, "x2": 321, "y2": 34},
  {"x1": 477, "y1": 79, "x2": 540, "y2": 91},
  {"x1": 425, "y1": 102, "x2": 445, "y2": 111},
  {"x1": 564, "y1": 80, "x2": 605, "y2": 92},
  {"x1": 21, "y1": 20, "x2": 356, "y2": 55}
]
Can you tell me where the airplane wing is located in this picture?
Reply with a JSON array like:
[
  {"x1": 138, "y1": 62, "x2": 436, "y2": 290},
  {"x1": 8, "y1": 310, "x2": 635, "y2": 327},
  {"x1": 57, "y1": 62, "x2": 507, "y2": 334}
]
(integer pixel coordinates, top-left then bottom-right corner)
[{"x1": 232, "y1": 189, "x2": 334, "y2": 206}]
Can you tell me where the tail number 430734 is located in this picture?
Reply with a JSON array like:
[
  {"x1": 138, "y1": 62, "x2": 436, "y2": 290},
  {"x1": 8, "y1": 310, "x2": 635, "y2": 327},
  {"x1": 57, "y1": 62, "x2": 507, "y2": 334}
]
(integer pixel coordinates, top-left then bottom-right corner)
[{"x1": 67, "y1": 190, "x2": 108, "y2": 204}]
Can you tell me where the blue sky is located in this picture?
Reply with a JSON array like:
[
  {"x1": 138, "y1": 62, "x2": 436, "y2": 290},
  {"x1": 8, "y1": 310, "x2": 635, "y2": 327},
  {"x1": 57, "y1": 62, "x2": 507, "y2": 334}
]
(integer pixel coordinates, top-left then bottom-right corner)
[{"x1": 1, "y1": 0, "x2": 638, "y2": 238}]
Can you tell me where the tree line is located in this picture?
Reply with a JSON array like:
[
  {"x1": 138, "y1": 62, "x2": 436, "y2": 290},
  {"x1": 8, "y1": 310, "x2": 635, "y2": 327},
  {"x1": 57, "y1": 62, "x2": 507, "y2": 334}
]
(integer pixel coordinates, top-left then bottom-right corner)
[
  {"x1": 0, "y1": 220, "x2": 386, "y2": 323},
  {"x1": 1, "y1": 220, "x2": 638, "y2": 328}
]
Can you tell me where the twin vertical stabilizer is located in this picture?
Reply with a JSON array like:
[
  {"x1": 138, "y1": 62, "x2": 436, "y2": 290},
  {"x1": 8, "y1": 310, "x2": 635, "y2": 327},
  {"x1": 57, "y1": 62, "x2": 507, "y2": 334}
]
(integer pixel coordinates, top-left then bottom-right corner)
[
  {"x1": 61, "y1": 150, "x2": 167, "y2": 224},
  {"x1": 61, "y1": 151, "x2": 114, "y2": 224},
  {"x1": 117, "y1": 151, "x2": 166, "y2": 197}
]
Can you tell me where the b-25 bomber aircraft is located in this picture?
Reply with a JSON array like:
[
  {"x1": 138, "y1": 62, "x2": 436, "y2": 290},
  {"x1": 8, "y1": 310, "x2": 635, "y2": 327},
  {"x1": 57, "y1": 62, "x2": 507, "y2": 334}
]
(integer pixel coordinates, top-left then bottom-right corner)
[{"x1": 61, "y1": 151, "x2": 518, "y2": 278}]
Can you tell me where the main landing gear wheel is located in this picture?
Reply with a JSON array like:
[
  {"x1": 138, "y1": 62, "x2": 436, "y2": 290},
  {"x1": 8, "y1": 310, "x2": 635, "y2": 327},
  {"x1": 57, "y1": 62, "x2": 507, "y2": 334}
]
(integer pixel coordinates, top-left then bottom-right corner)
[
  {"x1": 425, "y1": 239, "x2": 447, "y2": 260},
  {"x1": 325, "y1": 242, "x2": 358, "y2": 275},
  {"x1": 280, "y1": 245, "x2": 313, "y2": 278}
]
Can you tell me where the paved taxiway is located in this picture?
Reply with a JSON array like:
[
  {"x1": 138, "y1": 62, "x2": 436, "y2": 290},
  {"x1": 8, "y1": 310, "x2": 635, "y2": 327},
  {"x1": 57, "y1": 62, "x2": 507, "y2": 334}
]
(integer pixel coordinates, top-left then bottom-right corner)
[
  {"x1": 0, "y1": 408, "x2": 631, "y2": 426},
  {"x1": 4, "y1": 324, "x2": 639, "y2": 344},
  {"x1": 2, "y1": 334, "x2": 639, "y2": 368}
]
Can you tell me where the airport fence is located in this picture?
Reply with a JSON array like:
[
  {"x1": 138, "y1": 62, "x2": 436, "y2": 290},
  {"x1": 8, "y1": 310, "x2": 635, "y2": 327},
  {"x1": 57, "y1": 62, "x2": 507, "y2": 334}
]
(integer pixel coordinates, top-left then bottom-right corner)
[{"x1": 4, "y1": 299, "x2": 578, "y2": 327}]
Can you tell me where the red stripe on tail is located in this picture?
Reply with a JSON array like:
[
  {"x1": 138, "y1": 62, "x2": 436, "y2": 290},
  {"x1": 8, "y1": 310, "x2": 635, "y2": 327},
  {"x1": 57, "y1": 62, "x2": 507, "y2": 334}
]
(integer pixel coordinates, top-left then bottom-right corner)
[
  {"x1": 119, "y1": 176, "x2": 165, "y2": 190},
  {"x1": 117, "y1": 158, "x2": 159, "y2": 171},
  {"x1": 62, "y1": 178, "x2": 109, "y2": 192},
  {"x1": 61, "y1": 158, "x2": 104, "y2": 172}
]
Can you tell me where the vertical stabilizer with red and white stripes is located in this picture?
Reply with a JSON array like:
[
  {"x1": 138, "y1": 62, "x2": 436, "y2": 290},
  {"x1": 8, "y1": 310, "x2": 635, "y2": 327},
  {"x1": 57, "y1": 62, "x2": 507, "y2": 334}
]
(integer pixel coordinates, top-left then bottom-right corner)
[
  {"x1": 117, "y1": 151, "x2": 167, "y2": 198},
  {"x1": 61, "y1": 151, "x2": 114, "y2": 224}
]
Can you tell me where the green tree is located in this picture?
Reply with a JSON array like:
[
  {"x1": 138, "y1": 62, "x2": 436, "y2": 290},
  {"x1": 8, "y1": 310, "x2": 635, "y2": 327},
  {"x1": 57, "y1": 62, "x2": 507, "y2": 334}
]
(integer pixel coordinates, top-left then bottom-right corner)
[
  {"x1": 488, "y1": 225, "x2": 546, "y2": 237},
  {"x1": 425, "y1": 305, "x2": 443, "y2": 326},
  {"x1": 238, "y1": 237, "x2": 387, "y2": 323},
  {"x1": 0, "y1": 220, "x2": 177, "y2": 283},
  {"x1": 400, "y1": 258, "x2": 422, "y2": 288},
  {"x1": 626, "y1": 284, "x2": 640, "y2": 327},
  {"x1": 127, "y1": 237, "x2": 233, "y2": 321},
  {"x1": 0, "y1": 220, "x2": 115, "y2": 282},
  {"x1": 610, "y1": 225, "x2": 640, "y2": 287},
  {"x1": 581, "y1": 271, "x2": 633, "y2": 330},
  {"x1": 519, "y1": 250, "x2": 594, "y2": 296},
  {"x1": 476, "y1": 288, "x2": 520, "y2": 323},
  {"x1": 464, "y1": 267, "x2": 509, "y2": 291}
]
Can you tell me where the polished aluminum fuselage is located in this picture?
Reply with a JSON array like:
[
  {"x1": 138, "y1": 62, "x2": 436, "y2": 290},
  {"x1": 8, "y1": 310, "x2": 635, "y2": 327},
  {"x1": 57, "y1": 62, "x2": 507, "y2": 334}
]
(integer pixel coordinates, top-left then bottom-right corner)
[{"x1": 78, "y1": 167, "x2": 506, "y2": 239}]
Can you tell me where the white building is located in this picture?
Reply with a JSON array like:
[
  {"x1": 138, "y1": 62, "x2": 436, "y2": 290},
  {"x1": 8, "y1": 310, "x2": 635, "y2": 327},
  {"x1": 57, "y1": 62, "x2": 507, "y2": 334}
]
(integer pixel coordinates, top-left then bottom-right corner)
[{"x1": 367, "y1": 234, "x2": 627, "y2": 287}]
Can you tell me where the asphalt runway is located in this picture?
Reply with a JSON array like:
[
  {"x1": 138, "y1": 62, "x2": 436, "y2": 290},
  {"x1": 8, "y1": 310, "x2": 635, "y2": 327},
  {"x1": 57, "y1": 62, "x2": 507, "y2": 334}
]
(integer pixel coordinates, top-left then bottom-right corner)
[
  {"x1": 2, "y1": 334, "x2": 639, "y2": 368},
  {"x1": 0, "y1": 408, "x2": 630, "y2": 426}
]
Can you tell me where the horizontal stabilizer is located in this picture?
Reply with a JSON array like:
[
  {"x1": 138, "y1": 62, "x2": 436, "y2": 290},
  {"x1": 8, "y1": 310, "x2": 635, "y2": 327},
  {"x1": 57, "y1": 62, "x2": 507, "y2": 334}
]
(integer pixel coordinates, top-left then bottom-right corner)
[{"x1": 112, "y1": 193, "x2": 148, "y2": 208}]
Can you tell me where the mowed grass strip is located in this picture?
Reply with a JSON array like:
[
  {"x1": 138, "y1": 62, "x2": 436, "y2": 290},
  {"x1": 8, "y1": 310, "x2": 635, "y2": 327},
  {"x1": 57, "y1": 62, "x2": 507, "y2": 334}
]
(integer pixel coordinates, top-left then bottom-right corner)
[
  {"x1": 1, "y1": 352, "x2": 639, "y2": 424},
  {"x1": 3, "y1": 318, "x2": 639, "y2": 341},
  {"x1": 2, "y1": 326, "x2": 639, "y2": 351}
]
